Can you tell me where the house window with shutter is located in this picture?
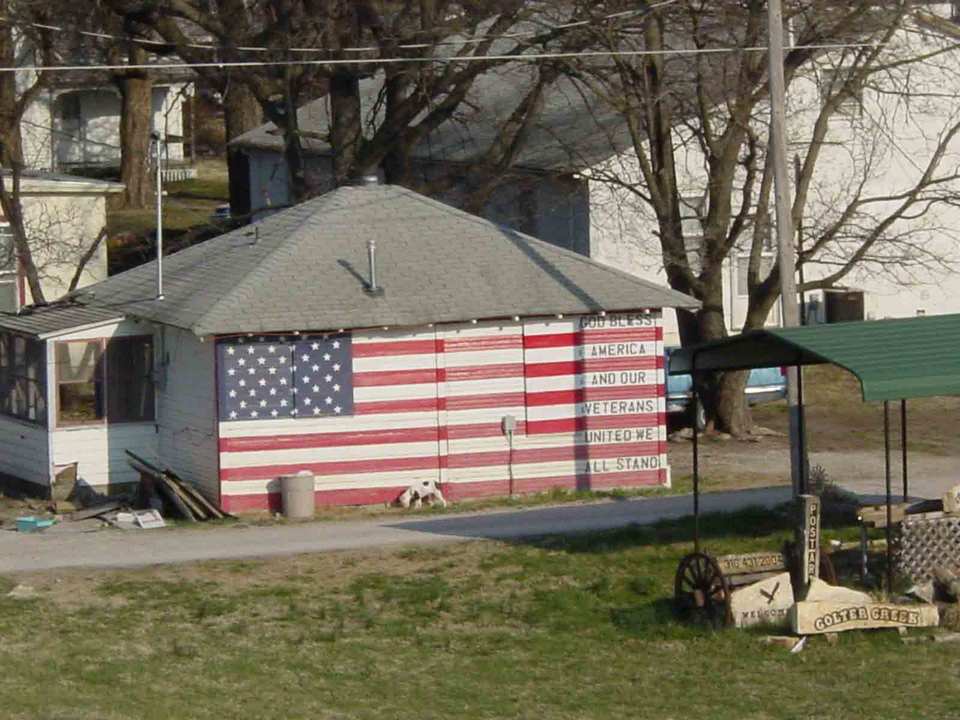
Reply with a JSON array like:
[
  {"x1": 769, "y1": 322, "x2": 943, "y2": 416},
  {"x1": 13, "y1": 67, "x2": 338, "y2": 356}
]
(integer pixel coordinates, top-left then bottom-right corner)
[{"x1": 55, "y1": 335, "x2": 154, "y2": 426}]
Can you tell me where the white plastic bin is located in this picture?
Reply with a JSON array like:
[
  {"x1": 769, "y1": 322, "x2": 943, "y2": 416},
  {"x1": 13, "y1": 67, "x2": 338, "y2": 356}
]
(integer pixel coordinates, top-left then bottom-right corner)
[{"x1": 280, "y1": 470, "x2": 315, "y2": 519}]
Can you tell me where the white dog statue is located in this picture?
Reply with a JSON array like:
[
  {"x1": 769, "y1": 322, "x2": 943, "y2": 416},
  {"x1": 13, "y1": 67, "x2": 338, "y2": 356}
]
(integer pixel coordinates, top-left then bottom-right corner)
[{"x1": 397, "y1": 479, "x2": 447, "y2": 509}]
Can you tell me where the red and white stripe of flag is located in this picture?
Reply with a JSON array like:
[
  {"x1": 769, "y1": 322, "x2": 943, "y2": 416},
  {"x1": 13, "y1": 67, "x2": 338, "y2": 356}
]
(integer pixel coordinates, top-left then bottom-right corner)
[{"x1": 218, "y1": 313, "x2": 668, "y2": 511}]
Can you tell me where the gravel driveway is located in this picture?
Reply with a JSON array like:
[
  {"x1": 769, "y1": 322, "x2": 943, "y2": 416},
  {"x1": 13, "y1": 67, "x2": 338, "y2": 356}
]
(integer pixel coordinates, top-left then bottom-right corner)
[{"x1": 0, "y1": 486, "x2": 792, "y2": 574}]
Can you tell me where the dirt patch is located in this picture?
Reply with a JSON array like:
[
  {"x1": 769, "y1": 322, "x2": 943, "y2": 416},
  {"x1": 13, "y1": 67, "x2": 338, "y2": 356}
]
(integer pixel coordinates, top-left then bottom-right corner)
[
  {"x1": 0, "y1": 494, "x2": 54, "y2": 527},
  {"x1": 752, "y1": 365, "x2": 960, "y2": 455},
  {"x1": 667, "y1": 364, "x2": 959, "y2": 493},
  {"x1": 668, "y1": 433, "x2": 956, "y2": 496}
]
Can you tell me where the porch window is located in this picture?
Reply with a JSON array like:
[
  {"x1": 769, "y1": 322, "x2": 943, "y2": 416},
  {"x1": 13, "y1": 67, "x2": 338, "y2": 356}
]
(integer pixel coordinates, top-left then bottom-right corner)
[
  {"x1": 106, "y1": 336, "x2": 154, "y2": 422},
  {"x1": 55, "y1": 335, "x2": 154, "y2": 426},
  {"x1": 0, "y1": 332, "x2": 46, "y2": 425},
  {"x1": 56, "y1": 340, "x2": 104, "y2": 425}
]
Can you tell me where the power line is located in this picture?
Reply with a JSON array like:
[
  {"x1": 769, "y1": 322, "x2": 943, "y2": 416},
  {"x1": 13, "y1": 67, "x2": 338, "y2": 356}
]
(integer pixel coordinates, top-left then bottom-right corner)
[
  {"x1": 0, "y1": 42, "x2": 889, "y2": 74},
  {"x1": 1, "y1": 1, "x2": 679, "y2": 56}
]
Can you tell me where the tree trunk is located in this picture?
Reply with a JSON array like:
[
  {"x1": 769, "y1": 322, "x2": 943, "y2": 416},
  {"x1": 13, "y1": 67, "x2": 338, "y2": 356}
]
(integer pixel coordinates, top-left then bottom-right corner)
[
  {"x1": 117, "y1": 45, "x2": 154, "y2": 209},
  {"x1": 223, "y1": 81, "x2": 261, "y2": 143},
  {"x1": 381, "y1": 71, "x2": 411, "y2": 185},
  {"x1": 715, "y1": 370, "x2": 752, "y2": 435},
  {"x1": 0, "y1": 10, "x2": 43, "y2": 305},
  {"x1": 329, "y1": 71, "x2": 363, "y2": 186},
  {"x1": 225, "y1": 81, "x2": 262, "y2": 219},
  {"x1": 277, "y1": 68, "x2": 310, "y2": 202},
  {"x1": 678, "y1": 268, "x2": 752, "y2": 436}
]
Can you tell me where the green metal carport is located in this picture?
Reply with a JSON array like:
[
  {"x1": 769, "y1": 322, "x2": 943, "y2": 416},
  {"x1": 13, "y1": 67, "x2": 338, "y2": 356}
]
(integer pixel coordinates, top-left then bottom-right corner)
[{"x1": 669, "y1": 313, "x2": 960, "y2": 590}]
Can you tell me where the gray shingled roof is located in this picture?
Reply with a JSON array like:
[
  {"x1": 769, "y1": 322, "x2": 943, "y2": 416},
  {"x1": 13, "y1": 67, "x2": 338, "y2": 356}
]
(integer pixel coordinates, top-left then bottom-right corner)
[
  {"x1": 35, "y1": 184, "x2": 697, "y2": 337},
  {"x1": 0, "y1": 305, "x2": 125, "y2": 337},
  {"x1": 231, "y1": 65, "x2": 629, "y2": 172}
]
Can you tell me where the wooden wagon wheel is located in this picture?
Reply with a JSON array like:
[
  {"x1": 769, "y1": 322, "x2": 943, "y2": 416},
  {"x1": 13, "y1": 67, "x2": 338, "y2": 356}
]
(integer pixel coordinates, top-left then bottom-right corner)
[{"x1": 674, "y1": 552, "x2": 731, "y2": 626}]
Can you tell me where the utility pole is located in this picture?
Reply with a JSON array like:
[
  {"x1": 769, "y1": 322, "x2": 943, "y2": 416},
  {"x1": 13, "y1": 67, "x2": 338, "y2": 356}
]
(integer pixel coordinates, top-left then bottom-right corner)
[
  {"x1": 767, "y1": 0, "x2": 804, "y2": 496},
  {"x1": 794, "y1": 154, "x2": 806, "y2": 325}
]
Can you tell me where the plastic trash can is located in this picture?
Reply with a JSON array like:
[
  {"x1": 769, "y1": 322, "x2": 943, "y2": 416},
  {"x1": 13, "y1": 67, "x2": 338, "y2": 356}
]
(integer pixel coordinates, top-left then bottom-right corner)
[{"x1": 280, "y1": 470, "x2": 315, "y2": 519}]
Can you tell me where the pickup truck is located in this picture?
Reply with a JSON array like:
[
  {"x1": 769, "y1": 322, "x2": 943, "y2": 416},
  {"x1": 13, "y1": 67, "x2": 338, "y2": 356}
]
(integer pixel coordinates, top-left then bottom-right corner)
[{"x1": 665, "y1": 347, "x2": 787, "y2": 430}]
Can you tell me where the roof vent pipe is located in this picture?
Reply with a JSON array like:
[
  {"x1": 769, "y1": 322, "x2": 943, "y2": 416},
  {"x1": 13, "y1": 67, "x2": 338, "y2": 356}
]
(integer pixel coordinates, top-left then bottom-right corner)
[
  {"x1": 350, "y1": 173, "x2": 381, "y2": 187},
  {"x1": 365, "y1": 239, "x2": 384, "y2": 296}
]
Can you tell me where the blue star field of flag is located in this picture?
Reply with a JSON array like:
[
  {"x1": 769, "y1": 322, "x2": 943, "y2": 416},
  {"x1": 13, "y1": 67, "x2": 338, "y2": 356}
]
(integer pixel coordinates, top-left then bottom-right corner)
[{"x1": 217, "y1": 334, "x2": 354, "y2": 421}]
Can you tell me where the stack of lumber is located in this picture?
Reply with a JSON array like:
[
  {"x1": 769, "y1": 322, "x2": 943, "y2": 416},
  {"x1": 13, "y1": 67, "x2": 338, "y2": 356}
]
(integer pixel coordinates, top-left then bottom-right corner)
[{"x1": 126, "y1": 451, "x2": 231, "y2": 522}]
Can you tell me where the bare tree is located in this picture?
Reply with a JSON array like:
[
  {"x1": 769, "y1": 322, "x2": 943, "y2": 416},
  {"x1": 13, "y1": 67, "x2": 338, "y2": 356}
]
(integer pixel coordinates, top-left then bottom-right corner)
[
  {"x1": 126, "y1": 0, "x2": 600, "y2": 200},
  {"x1": 0, "y1": 0, "x2": 120, "y2": 305},
  {"x1": 0, "y1": 0, "x2": 55, "y2": 304},
  {"x1": 578, "y1": 1, "x2": 960, "y2": 434}
]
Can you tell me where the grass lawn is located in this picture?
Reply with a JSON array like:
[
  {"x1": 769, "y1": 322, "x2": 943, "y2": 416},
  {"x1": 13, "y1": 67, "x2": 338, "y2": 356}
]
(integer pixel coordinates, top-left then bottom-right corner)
[
  {"x1": 1, "y1": 507, "x2": 955, "y2": 720},
  {"x1": 105, "y1": 159, "x2": 232, "y2": 272},
  {"x1": 164, "y1": 159, "x2": 230, "y2": 201},
  {"x1": 106, "y1": 158, "x2": 229, "y2": 239}
]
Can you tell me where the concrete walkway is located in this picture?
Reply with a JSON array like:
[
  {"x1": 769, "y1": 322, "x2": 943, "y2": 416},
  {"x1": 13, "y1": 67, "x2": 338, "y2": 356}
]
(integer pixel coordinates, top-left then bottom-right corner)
[{"x1": 0, "y1": 486, "x2": 793, "y2": 574}]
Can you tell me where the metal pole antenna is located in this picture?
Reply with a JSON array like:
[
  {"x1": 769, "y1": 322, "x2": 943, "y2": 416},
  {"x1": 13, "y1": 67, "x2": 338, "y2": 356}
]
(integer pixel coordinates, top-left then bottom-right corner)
[
  {"x1": 153, "y1": 132, "x2": 164, "y2": 301},
  {"x1": 767, "y1": 0, "x2": 803, "y2": 496}
]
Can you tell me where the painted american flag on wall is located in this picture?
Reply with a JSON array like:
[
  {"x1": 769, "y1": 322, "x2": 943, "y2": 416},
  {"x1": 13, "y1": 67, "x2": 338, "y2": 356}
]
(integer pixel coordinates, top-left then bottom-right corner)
[
  {"x1": 218, "y1": 335, "x2": 353, "y2": 420},
  {"x1": 216, "y1": 313, "x2": 667, "y2": 512}
]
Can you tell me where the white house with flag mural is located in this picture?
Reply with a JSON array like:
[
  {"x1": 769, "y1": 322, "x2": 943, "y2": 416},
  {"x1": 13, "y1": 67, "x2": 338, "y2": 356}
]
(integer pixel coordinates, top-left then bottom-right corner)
[{"x1": 0, "y1": 182, "x2": 695, "y2": 512}]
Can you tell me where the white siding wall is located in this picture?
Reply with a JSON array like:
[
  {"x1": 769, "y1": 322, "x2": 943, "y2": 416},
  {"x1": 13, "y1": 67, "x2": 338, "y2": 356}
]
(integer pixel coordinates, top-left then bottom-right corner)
[
  {"x1": 21, "y1": 90, "x2": 53, "y2": 170},
  {"x1": 48, "y1": 319, "x2": 158, "y2": 490},
  {"x1": 514, "y1": 312, "x2": 668, "y2": 491},
  {"x1": 0, "y1": 415, "x2": 49, "y2": 488},
  {"x1": 157, "y1": 326, "x2": 219, "y2": 500},
  {"x1": 22, "y1": 192, "x2": 110, "y2": 306}
]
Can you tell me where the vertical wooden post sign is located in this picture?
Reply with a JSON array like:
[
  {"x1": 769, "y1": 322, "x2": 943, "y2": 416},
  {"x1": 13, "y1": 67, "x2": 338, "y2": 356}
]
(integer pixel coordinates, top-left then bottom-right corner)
[{"x1": 800, "y1": 494, "x2": 821, "y2": 587}]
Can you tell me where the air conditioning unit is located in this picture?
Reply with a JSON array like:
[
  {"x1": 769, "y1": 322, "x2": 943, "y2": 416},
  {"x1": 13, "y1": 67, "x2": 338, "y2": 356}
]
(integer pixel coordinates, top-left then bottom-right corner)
[{"x1": 824, "y1": 288, "x2": 865, "y2": 323}]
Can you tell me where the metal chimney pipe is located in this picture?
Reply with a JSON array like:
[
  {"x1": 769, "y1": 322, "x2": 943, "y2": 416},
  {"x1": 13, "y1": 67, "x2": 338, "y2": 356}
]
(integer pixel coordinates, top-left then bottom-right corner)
[{"x1": 367, "y1": 238, "x2": 378, "y2": 292}]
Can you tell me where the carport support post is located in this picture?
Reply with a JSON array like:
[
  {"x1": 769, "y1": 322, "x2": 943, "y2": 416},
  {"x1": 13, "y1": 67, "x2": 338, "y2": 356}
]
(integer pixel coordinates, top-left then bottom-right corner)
[
  {"x1": 901, "y1": 400, "x2": 908, "y2": 502},
  {"x1": 884, "y1": 401, "x2": 893, "y2": 594}
]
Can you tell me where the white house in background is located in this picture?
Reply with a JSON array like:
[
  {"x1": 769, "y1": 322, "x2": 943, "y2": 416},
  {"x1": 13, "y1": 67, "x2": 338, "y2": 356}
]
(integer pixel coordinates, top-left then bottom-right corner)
[
  {"x1": 589, "y1": 3, "x2": 960, "y2": 345},
  {"x1": 19, "y1": 70, "x2": 195, "y2": 180},
  {"x1": 0, "y1": 171, "x2": 122, "y2": 312}
]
